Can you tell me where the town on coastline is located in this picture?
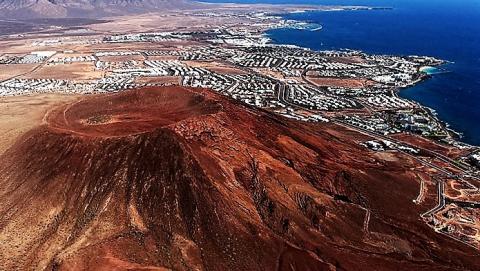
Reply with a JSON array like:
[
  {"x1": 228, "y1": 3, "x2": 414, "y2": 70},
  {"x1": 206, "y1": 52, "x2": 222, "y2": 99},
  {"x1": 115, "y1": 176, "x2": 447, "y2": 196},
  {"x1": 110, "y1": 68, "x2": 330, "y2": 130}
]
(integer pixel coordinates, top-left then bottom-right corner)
[{"x1": 1, "y1": 7, "x2": 479, "y2": 249}]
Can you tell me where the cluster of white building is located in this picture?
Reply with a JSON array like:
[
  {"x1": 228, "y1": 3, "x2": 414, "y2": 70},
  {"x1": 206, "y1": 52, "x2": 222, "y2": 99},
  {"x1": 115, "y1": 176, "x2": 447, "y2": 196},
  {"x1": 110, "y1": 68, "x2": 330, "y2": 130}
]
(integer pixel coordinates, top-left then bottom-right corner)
[
  {"x1": 50, "y1": 55, "x2": 96, "y2": 64},
  {"x1": 229, "y1": 51, "x2": 356, "y2": 71},
  {"x1": 228, "y1": 74, "x2": 277, "y2": 107},
  {"x1": 96, "y1": 60, "x2": 141, "y2": 70},
  {"x1": 103, "y1": 32, "x2": 185, "y2": 43},
  {"x1": 325, "y1": 86, "x2": 386, "y2": 97},
  {"x1": 0, "y1": 51, "x2": 55, "y2": 65},
  {"x1": 144, "y1": 60, "x2": 210, "y2": 76},
  {"x1": 277, "y1": 109, "x2": 330, "y2": 123},
  {"x1": 362, "y1": 139, "x2": 420, "y2": 154},
  {"x1": 395, "y1": 111, "x2": 445, "y2": 137},
  {"x1": 183, "y1": 73, "x2": 232, "y2": 92},
  {"x1": 342, "y1": 115, "x2": 400, "y2": 135},
  {"x1": 373, "y1": 73, "x2": 414, "y2": 87},
  {"x1": 0, "y1": 78, "x2": 96, "y2": 95},
  {"x1": 365, "y1": 94, "x2": 416, "y2": 110},
  {"x1": 183, "y1": 72, "x2": 277, "y2": 107},
  {"x1": 0, "y1": 29, "x2": 450, "y2": 133},
  {"x1": 0, "y1": 77, "x2": 158, "y2": 96},
  {"x1": 95, "y1": 51, "x2": 141, "y2": 57},
  {"x1": 0, "y1": 55, "x2": 22, "y2": 64},
  {"x1": 469, "y1": 153, "x2": 480, "y2": 168},
  {"x1": 286, "y1": 84, "x2": 357, "y2": 110}
]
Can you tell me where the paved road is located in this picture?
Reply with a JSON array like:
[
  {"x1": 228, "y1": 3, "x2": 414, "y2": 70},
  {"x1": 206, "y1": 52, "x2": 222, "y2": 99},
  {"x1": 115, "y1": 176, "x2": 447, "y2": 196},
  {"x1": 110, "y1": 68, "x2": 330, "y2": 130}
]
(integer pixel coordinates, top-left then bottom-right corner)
[
  {"x1": 0, "y1": 53, "x2": 57, "y2": 84},
  {"x1": 421, "y1": 179, "x2": 446, "y2": 218},
  {"x1": 334, "y1": 120, "x2": 457, "y2": 176},
  {"x1": 226, "y1": 61, "x2": 477, "y2": 180}
]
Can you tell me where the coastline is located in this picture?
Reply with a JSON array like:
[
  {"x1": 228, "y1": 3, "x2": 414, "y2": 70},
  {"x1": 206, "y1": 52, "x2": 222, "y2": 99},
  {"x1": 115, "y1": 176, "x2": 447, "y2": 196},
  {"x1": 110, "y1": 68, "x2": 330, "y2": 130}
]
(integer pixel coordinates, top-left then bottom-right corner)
[
  {"x1": 0, "y1": 3, "x2": 477, "y2": 152},
  {"x1": 260, "y1": 9, "x2": 476, "y2": 148},
  {"x1": 1, "y1": 2, "x2": 480, "y2": 268}
]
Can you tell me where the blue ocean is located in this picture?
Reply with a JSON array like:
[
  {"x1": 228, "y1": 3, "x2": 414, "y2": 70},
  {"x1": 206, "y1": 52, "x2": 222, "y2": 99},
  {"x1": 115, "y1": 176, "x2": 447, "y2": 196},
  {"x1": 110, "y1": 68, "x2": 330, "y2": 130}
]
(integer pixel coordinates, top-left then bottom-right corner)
[{"x1": 202, "y1": 0, "x2": 480, "y2": 146}]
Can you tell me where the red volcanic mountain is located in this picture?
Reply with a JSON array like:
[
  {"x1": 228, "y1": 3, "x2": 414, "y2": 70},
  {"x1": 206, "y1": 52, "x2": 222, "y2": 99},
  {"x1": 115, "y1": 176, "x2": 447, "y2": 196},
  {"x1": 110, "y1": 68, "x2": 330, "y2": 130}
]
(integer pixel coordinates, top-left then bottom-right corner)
[{"x1": 0, "y1": 87, "x2": 478, "y2": 270}]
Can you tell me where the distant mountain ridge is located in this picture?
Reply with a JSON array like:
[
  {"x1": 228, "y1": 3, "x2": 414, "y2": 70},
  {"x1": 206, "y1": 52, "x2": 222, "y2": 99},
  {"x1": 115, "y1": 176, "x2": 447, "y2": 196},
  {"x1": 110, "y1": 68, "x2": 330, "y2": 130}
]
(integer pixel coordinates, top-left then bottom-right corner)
[{"x1": 0, "y1": 0, "x2": 196, "y2": 18}]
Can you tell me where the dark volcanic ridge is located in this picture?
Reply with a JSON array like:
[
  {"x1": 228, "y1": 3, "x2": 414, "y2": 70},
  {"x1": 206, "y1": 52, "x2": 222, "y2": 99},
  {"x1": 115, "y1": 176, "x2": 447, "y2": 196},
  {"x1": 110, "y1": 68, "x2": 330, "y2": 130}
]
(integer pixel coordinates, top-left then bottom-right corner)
[
  {"x1": 0, "y1": 0, "x2": 198, "y2": 18},
  {"x1": 0, "y1": 87, "x2": 479, "y2": 270}
]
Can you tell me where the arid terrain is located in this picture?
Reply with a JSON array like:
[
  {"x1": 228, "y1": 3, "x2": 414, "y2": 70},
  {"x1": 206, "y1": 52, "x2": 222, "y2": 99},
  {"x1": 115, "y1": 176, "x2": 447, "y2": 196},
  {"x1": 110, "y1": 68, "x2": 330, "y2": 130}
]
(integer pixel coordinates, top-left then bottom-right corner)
[
  {"x1": 0, "y1": 86, "x2": 479, "y2": 270},
  {"x1": 0, "y1": 0, "x2": 479, "y2": 270},
  {"x1": 0, "y1": 94, "x2": 80, "y2": 155}
]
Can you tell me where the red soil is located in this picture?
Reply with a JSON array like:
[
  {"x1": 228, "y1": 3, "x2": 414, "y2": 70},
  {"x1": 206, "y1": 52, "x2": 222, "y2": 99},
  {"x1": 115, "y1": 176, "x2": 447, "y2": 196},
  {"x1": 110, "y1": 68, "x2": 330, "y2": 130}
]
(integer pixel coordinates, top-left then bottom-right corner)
[
  {"x1": 0, "y1": 87, "x2": 478, "y2": 270},
  {"x1": 391, "y1": 133, "x2": 468, "y2": 159},
  {"x1": 306, "y1": 76, "x2": 376, "y2": 88},
  {"x1": 45, "y1": 86, "x2": 221, "y2": 137}
]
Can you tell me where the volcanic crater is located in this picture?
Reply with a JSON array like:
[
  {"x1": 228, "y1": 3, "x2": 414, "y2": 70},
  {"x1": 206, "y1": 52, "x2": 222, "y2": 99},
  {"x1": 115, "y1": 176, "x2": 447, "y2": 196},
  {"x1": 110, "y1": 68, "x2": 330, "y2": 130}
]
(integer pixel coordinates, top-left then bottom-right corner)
[
  {"x1": 45, "y1": 86, "x2": 222, "y2": 137},
  {"x1": 0, "y1": 86, "x2": 479, "y2": 270}
]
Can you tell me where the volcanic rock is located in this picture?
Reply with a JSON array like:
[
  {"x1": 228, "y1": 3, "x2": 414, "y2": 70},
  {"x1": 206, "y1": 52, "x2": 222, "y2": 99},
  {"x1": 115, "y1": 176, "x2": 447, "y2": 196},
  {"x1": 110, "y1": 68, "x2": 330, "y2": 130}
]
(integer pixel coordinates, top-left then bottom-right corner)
[{"x1": 0, "y1": 87, "x2": 478, "y2": 270}]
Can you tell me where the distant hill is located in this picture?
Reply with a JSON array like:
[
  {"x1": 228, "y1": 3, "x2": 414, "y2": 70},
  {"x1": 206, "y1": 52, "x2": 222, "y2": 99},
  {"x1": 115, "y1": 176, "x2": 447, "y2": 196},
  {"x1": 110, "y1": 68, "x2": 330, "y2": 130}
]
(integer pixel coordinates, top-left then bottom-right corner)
[{"x1": 0, "y1": 0, "x2": 197, "y2": 18}]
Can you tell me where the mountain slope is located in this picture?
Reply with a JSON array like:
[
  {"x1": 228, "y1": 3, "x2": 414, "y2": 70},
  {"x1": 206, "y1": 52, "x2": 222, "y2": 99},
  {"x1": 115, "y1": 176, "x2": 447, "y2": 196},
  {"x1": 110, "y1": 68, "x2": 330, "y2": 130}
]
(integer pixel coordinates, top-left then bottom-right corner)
[
  {"x1": 0, "y1": 0, "x2": 195, "y2": 18},
  {"x1": 0, "y1": 87, "x2": 479, "y2": 270}
]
